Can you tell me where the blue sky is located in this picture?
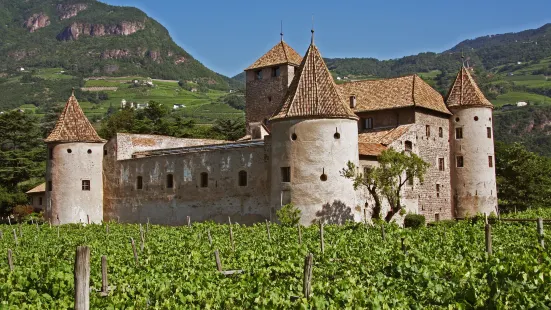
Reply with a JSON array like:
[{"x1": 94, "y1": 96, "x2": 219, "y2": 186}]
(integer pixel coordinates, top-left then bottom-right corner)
[{"x1": 103, "y1": 0, "x2": 551, "y2": 77}]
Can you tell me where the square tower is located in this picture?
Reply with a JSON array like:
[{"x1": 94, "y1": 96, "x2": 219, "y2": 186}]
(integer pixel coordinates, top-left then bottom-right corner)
[{"x1": 244, "y1": 40, "x2": 302, "y2": 135}]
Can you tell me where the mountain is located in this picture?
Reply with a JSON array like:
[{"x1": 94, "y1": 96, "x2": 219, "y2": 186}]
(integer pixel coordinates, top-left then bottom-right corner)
[{"x1": 0, "y1": 0, "x2": 243, "y2": 110}]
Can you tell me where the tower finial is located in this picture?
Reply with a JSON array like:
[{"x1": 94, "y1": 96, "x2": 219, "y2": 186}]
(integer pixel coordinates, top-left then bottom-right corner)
[
  {"x1": 280, "y1": 20, "x2": 283, "y2": 42},
  {"x1": 461, "y1": 49, "x2": 465, "y2": 67},
  {"x1": 311, "y1": 15, "x2": 315, "y2": 45},
  {"x1": 71, "y1": 87, "x2": 75, "y2": 97}
]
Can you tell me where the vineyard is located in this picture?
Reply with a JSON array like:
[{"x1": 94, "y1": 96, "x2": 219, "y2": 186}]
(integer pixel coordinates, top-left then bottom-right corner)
[{"x1": 1, "y1": 212, "x2": 550, "y2": 309}]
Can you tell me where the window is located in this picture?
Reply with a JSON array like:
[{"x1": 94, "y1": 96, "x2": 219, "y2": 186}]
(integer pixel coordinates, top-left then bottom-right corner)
[
  {"x1": 425, "y1": 125, "x2": 430, "y2": 137},
  {"x1": 267, "y1": 96, "x2": 272, "y2": 103},
  {"x1": 474, "y1": 116, "x2": 479, "y2": 121},
  {"x1": 49, "y1": 148, "x2": 53, "y2": 160},
  {"x1": 103, "y1": 149, "x2": 108, "y2": 156},
  {"x1": 272, "y1": 66, "x2": 280, "y2": 77},
  {"x1": 334, "y1": 132, "x2": 340, "y2": 139},
  {"x1": 136, "y1": 176, "x2": 143, "y2": 190},
  {"x1": 349, "y1": 95, "x2": 356, "y2": 108},
  {"x1": 67, "y1": 149, "x2": 72, "y2": 153},
  {"x1": 456, "y1": 156, "x2": 464, "y2": 168},
  {"x1": 455, "y1": 127, "x2": 463, "y2": 139},
  {"x1": 488, "y1": 156, "x2": 493, "y2": 168},
  {"x1": 166, "y1": 174, "x2": 174, "y2": 189},
  {"x1": 87, "y1": 149, "x2": 92, "y2": 154},
  {"x1": 39, "y1": 197, "x2": 43, "y2": 206},
  {"x1": 436, "y1": 184, "x2": 441, "y2": 197},
  {"x1": 438, "y1": 127, "x2": 443, "y2": 138},
  {"x1": 487, "y1": 127, "x2": 492, "y2": 138},
  {"x1": 238, "y1": 170, "x2": 247, "y2": 187},
  {"x1": 82, "y1": 180, "x2": 90, "y2": 191},
  {"x1": 363, "y1": 167, "x2": 371, "y2": 181},
  {"x1": 200, "y1": 172, "x2": 208, "y2": 187},
  {"x1": 364, "y1": 118, "x2": 373, "y2": 129},
  {"x1": 281, "y1": 167, "x2": 291, "y2": 182},
  {"x1": 255, "y1": 70, "x2": 262, "y2": 80},
  {"x1": 405, "y1": 141, "x2": 412, "y2": 152},
  {"x1": 47, "y1": 181, "x2": 52, "y2": 192},
  {"x1": 438, "y1": 158, "x2": 445, "y2": 171}
]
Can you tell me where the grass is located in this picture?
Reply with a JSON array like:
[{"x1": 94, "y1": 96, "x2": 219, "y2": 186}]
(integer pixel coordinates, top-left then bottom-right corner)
[
  {"x1": 491, "y1": 91, "x2": 551, "y2": 107},
  {"x1": 34, "y1": 68, "x2": 74, "y2": 80}
]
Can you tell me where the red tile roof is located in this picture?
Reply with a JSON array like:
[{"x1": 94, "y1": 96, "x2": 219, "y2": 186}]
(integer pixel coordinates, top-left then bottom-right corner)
[
  {"x1": 26, "y1": 183, "x2": 45, "y2": 194},
  {"x1": 271, "y1": 43, "x2": 358, "y2": 121},
  {"x1": 245, "y1": 40, "x2": 302, "y2": 70},
  {"x1": 338, "y1": 75, "x2": 451, "y2": 115},
  {"x1": 357, "y1": 125, "x2": 412, "y2": 156},
  {"x1": 445, "y1": 66, "x2": 493, "y2": 109},
  {"x1": 45, "y1": 92, "x2": 105, "y2": 143},
  {"x1": 358, "y1": 143, "x2": 387, "y2": 156}
]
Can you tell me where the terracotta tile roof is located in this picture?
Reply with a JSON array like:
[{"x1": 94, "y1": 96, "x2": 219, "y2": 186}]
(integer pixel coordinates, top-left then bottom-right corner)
[
  {"x1": 357, "y1": 125, "x2": 412, "y2": 156},
  {"x1": 445, "y1": 66, "x2": 493, "y2": 109},
  {"x1": 245, "y1": 40, "x2": 302, "y2": 70},
  {"x1": 26, "y1": 183, "x2": 45, "y2": 194},
  {"x1": 358, "y1": 143, "x2": 387, "y2": 156},
  {"x1": 337, "y1": 75, "x2": 451, "y2": 115},
  {"x1": 271, "y1": 43, "x2": 358, "y2": 121},
  {"x1": 45, "y1": 92, "x2": 105, "y2": 143}
]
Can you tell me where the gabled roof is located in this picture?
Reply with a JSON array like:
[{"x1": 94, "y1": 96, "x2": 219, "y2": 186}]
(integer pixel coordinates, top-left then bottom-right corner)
[
  {"x1": 45, "y1": 92, "x2": 105, "y2": 143},
  {"x1": 26, "y1": 183, "x2": 45, "y2": 194},
  {"x1": 445, "y1": 66, "x2": 493, "y2": 109},
  {"x1": 270, "y1": 42, "x2": 358, "y2": 121},
  {"x1": 245, "y1": 40, "x2": 302, "y2": 71},
  {"x1": 357, "y1": 125, "x2": 413, "y2": 157},
  {"x1": 337, "y1": 75, "x2": 451, "y2": 115}
]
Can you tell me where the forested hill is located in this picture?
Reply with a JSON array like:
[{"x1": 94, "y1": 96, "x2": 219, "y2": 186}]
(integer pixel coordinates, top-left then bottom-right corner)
[{"x1": 0, "y1": 0, "x2": 239, "y2": 89}]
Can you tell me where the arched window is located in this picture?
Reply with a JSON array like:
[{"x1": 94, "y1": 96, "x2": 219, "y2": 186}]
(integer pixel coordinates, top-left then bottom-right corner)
[
  {"x1": 405, "y1": 141, "x2": 412, "y2": 152},
  {"x1": 238, "y1": 170, "x2": 247, "y2": 187},
  {"x1": 166, "y1": 174, "x2": 174, "y2": 189},
  {"x1": 136, "y1": 176, "x2": 143, "y2": 190},
  {"x1": 200, "y1": 172, "x2": 208, "y2": 188}
]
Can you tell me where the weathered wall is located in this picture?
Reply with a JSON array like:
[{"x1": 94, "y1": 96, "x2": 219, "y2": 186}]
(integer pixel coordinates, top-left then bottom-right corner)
[
  {"x1": 449, "y1": 107, "x2": 497, "y2": 217},
  {"x1": 270, "y1": 118, "x2": 359, "y2": 225},
  {"x1": 29, "y1": 193, "x2": 45, "y2": 211},
  {"x1": 245, "y1": 65, "x2": 295, "y2": 129},
  {"x1": 103, "y1": 142, "x2": 270, "y2": 225},
  {"x1": 356, "y1": 108, "x2": 415, "y2": 130},
  {"x1": 414, "y1": 109, "x2": 452, "y2": 221},
  {"x1": 46, "y1": 142, "x2": 104, "y2": 224}
]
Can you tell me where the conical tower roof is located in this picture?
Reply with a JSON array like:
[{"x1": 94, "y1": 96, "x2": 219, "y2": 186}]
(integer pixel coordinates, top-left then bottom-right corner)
[
  {"x1": 245, "y1": 40, "x2": 302, "y2": 71},
  {"x1": 45, "y1": 91, "x2": 105, "y2": 143},
  {"x1": 445, "y1": 66, "x2": 493, "y2": 109},
  {"x1": 270, "y1": 41, "x2": 358, "y2": 121}
]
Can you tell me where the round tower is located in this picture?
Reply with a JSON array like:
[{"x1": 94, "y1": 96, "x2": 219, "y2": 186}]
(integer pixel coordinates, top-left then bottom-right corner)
[
  {"x1": 45, "y1": 91, "x2": 106, "y2": 224},
  {"x1": 446, "y1": 67, "x2": 497, "y2": 217},
  {"x1": 269, "y1": 36, "x2": 359, "y2": 225}
]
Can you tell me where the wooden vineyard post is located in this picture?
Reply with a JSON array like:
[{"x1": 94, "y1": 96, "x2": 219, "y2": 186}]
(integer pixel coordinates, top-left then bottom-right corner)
[
  {"x1": 208, "y1": 229, "x2": 213, "y2": 247},
  {"x1": 130, "y1": 237, "x2": 139, "y2": 265},
  {"x1": 214, "y1": 250, "x2": 222, "y2": 272},
  {"x1": 537, "y1": 218, "x2": 545, "y2": 249},
  {"x1": 106, "y1": 224, "x2": 109, "y2": 235},
  {"x1": 74, "y1": 246, "x2": 90, "y2": 310},
  {"x1": 12, "y1": 229, "x2": 18, "y2": 246},
  {"x1": 485, "y1": 224, "x2": 492, "y2": 255},
  {"x1": 229, "y1": 220, "x2": 235, "y2": 252},
  {"x1": 0, "y1": 230, "x2": 3, "y2": 240},
  {"x1": 19, "y1": 224, "x2": 22, "y2": 238},
  {"x1": 7, "y1": 249, "x2": 14, "y2": 271},
  {"x1": 8, "y1": 216, "x2": 10, "y2": 225},
  {"x1": 381, "y1": 224, "x2": 386, "y2": 242},
  {"x1": 87, "y1": 215, "x2": 90, "y2": 225},
  {"x1": 49, "y1": 219, "x2": 51, "y2": 229},
  {"x1": 303, "y1": 253, "x2": 313, "y2": 299},
  {"x1": 363, "y1": 208, "x2": 367, "y2": 225},
  {"x1": 187, "y1": 216, "x2": 191, "y2": 228},
  {"x1": 57, "y1": 226, "x2": 60, "y2": 238},
  {"x1": 140, "y1": 227, "x2": 145, "y2": 252},
  {"x1": 265, "y1": 220, "x2": 271, "y2": 242},
  {"x1": 484, "y1": 213, "x2": 488, "y2": 225},
  {"x1": 319, "y1": 220, "x2": 325, "y2": 255},
  {"x1": 298, "y1": 224, "x2": 302, "y2": 245},
  {"x1": 100, "y1": 255, "x2": 109, "y2": 297},
  {"x1": 146, "y1": 218, "x2": 150, "y2": 234}
]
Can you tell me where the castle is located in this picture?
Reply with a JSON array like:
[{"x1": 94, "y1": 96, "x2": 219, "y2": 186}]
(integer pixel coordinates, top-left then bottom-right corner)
[{"x1": 38, "y1": 32, "x2": 498, "y2": 226}]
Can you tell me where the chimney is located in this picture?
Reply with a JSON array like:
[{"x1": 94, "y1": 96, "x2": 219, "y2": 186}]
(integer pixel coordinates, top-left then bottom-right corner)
[{"x1": 349, "y1": 95, "x2": 356, "y2": 108}]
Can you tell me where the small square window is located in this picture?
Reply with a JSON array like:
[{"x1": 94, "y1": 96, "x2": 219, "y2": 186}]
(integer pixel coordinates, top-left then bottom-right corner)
[
  {"x1": 456, "y1": 156, "x2": 464, "y2": 168},
  {"x1": 239, "y1": 170, "x2": 247, "y2": 186},
  {"x1": 488, "y1": 156, "x2": 493, "y2": 168},
  {"x1": 255, "y1": 70, "x2": 262, "y2": 80},
  {"x1": 438, "y1": 127, "x2": 443, "y2": 138},
  {"x1": 438, "y1": 158, "x2": 445, "y2": 171},
  {"x1": 364, "y1": 118, "x2": 373, "y2": 129},
  {"x1": 82, "y1": 180, "x2": 90, "y2": 191},
  {"x1": 47, "y1": 181, "x2": 52, "y2": 192},
  {"x1": 136, "y1": 176, "x2": 143, "y2": 190},
  {"x1": 455, "y1": 127, "x2": 463, "y2": 139},
  {"x1": 281, "y1": 167, "x2": 291, "y2": 182},
  {"x1": 271, "y1": 66, "x2": 280, "y2": 77},
  {"x1": 166, "y1": 174, "x2": 174, "y2": 189},
  {"x1": 39, "y1": 197, "x2": 43, "y2": 206},
  {"x1": 425, "y1": 125, "x2": 430, "y2": 137},
  {"x1": 405, "y1": 141, "x2": 412, "y2": 152},
  {"x1": 49, "y1": 148, "x2": 54, "y2": 160},
  {"x1": 436, "y1": 184, "x2": 441, "y2": 197},
  {"x1": 487, "y1": 127, "x2": 492, "y2": 139},
  {"x1": 200, "y1": 172, "x2": 208, "y2": 188}
]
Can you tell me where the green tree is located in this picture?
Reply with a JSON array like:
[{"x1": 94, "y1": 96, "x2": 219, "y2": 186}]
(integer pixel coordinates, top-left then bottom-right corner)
[
  {"x1": 212, "y1": 118, "x2": 245, "y2": 141},
  {"x1": 495, "y1": 142, "x2": 551, "y2": 212},
  {"x1": 276, "y1": 203, "x2": 301, "y2": 226},
  {"x1": 341, "y1": 161, "x2": 383, "y2": 220}
]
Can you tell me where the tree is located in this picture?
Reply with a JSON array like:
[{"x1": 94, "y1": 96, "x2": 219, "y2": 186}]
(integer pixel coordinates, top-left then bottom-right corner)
[
  {"x1": 495, "y1": 142, "x2": 551, "y2": 212},
  {"x1": 212, "y1": 118, "x2": 245, "y2": 141},
  {"x1": 341, "y1": 149, "x2": 429, "y2": 222}
]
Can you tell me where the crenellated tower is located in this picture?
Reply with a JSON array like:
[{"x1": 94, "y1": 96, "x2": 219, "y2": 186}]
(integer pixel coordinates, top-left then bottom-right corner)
[
  {"x1": 45, "y1": 91, "x2": 106, "y2": 224},
  {"x1": 244, "y1": 34, "x2": 302, "y2": 136},
  {"x1": 446, "y1": 67, "x2": 497, "y2": 217},
  {"x1": 269, "y1": 31, "x2": 360, "y2": 225}
]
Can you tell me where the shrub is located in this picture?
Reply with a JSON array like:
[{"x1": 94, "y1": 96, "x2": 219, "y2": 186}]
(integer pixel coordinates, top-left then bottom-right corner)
[
  {"x1": 404, "y1": 214, "x2": 425, "y2": 228},
  {"x1": 276, "y1": 204, "x2": 301, "y2": 226},
  {"x1": 12, "y1": 205, "x2": 33, "y2": 221}
]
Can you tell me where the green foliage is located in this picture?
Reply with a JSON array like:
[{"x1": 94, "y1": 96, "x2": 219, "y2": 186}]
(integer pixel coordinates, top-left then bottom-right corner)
[
  {"x1": 495, "y1": 142, "x2": 551, "y2": 212},
  {"x1": 0, "y1": 214, "x2": 550, "y2": 308},
  {"x1": 212, "y1": 118, "x2": 245, "y2": 141},
  {"x1": 404, "y1": 214, "x2": 426, "y2": 228},
  {"x1": 276, "y1": 204, "x2": 301, "y2": 226}
]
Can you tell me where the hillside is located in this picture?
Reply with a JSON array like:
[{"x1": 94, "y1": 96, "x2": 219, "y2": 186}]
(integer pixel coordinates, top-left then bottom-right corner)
[{"x1": 0, "y1": 0, "x2": 242, "y2": 111}]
